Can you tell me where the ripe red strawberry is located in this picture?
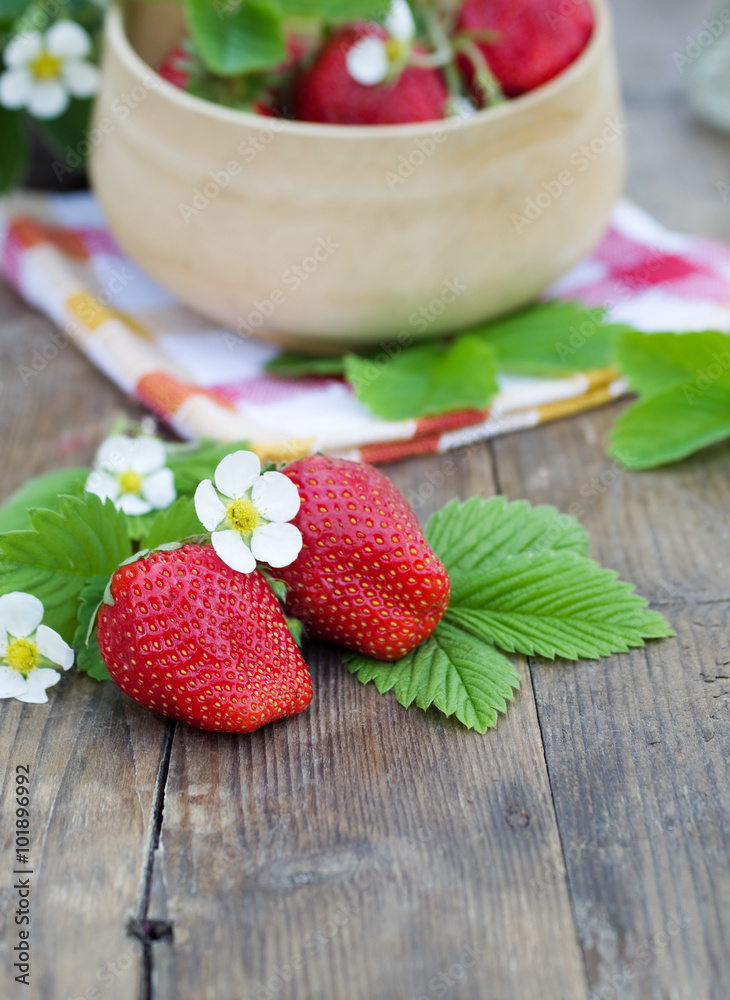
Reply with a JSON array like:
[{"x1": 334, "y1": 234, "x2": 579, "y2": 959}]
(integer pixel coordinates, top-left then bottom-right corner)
[
  {"x1": 157, "y1": 44, "x2": 190, "y2": 90},
  {"x1": 97, "y1": 544, "x2": 312, "y2": 733},
  {"x1": 457, "y1": 0, "x2": 595, "y2": 98},
  {"x1": 294, "y1": 25, "x2": 448, "y2": 125},
  {"x1": 275, "y1": 457, "x2": 450, "y2": 660}
]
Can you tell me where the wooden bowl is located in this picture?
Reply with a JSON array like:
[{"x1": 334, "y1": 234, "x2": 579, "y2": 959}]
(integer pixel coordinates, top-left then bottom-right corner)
[{"x1": 90, "y1": 0, "x2": 626, "y2": 352}]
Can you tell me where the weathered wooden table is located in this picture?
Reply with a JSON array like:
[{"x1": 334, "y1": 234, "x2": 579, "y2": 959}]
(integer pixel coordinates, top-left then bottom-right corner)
[{"x1": 2, "y1": 1, "x2": 730, "y2": 998}]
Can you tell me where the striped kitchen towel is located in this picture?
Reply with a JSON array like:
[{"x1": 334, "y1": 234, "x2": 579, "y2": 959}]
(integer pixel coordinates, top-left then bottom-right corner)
[{"x1": 2, "y1": 191, "x2": 730, "y2": 463}]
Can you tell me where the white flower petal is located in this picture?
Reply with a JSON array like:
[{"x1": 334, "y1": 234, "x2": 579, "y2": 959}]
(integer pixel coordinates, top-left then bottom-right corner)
[
  {"x1": 0, "y1": 68, "x2": 33, "y2": 109},
  {"x1": 211, "y1": 530, "x2": 256, "y2": 574},
  {"x1": 251, "y1": 521, "x2": 303, "y2": 568},
  {"x1": 0, "y1": 665, "x2": 29, "y2": 700},
  {"x1": 46, "y1": 21, "x2": 91, "y2": 60},
  {"x1": 194, "y1": 480, "x2": 227, "y2": 531},
  {"x1": 0, "y1": 592, "x2": 44, "y2": 638},
  {"x1": 18, "y1": 667, "x2": 61, "y2": 703},
  {"x1": 346, "y1": 37, "x2": 389, "y2": 86},
  {"x1": 96, "y1": 435, "x2": 138, "y2": 472},
  {"x1": 251, "y1": 471, "x2": 300, "y2": 523},
  {"x1": 35, "y1": 624, "x2": 74, "y2": 670},
  {"x1": 386, "y1": 0, "x2": 415, "y2": 42},
  {"x1": 118, "y1": 493, "x2": 152, "y2": 516},
  {"x1": 27, "y1": 79, "x2": 69, "y2": 119},
  {"x1": 0, "y1": 627, "x2": 7, "y2": 655},
  {"x1": 3, "y1": 32, "x2": 43, "y2": 69},
  {"x1": 141, "y1": 468, "x2": 176, "y2": 510},
  {"x1": 129, "y1": 437, "x2": 167, "y2": 475},
  {"x1": 62, "y1": 60, "x2": 100, "y2": 99},
  {"x1": 214, "y1": 451, "x2": 261, "y2": 499},
  {"x1": 85, "y1": 469, "x2": 121, "y2": 503}
]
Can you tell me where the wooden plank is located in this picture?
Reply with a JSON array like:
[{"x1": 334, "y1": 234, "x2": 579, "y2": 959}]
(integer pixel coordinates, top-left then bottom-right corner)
[
  {"x1": 491, "y1": 403, "x2": 730, "y2": 1000},
  {"x1": 0, "y1": 283, "x2": 168, "y2": 1000},
  {"x1": 150, "y1": 447, "x2": 589, "y2": 1000},
  {"x1": 0, "y1": 683, "x2": 170, "y2": 1000}
]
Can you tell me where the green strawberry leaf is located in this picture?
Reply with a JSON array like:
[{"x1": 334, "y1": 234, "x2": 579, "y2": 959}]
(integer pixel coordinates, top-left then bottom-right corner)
[
  {"x1": 609, "y1": 383, "x2": 730, "y2": 469},
  {"x1": 345, "y1": 335, "x2": 498, "y2": 421},
  {"x1": 166, "y1": 439, "x2": 251, "y2": 495},
  {"x1": 426, "y1": 495, "x2": 590, "y2": 599},
  {"x1": 0, "y1": 493, "x2": 132, "y2": 643},
  {"x1": 264, "y1": 301, "x2": 626, "y2": 411},
  {"x1": 145, "y1": 496, "x2": 205, "y2": 549},
  {"x1": 446, "y1": 550, "x2": 673, "y2": 660},
  {"x1": 74, "y1": 575, "x2": 112, "y2": 681},
  {"x1": 469, "y1": 300, "x2": 628, "y2": 377},
  {"x1": 615, "y1": 329, "x2": 730, "y2": 396},
  {"x1": 183, "y1": 0, "x2": 286, "y2": 76},
  {"x1": 275, "y1": 0, "x2": 388, "y2": 20},
  {"x1": 608, "y1": 330, "x2": 730, "y2": 468},
  {"x1": 0, "y1": 467, "x2": 88, "y2": 533},
  {"x1": 345, "y1": 619, "x2": 520, "y2": 733}
]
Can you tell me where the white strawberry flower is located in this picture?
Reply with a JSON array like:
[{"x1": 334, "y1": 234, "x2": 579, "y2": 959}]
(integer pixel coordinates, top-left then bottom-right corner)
[
  {"x1": 194, "y1": 451, "x2": 302, "y2": 574},
  {"x1": 0, "y1": 21, "x2": 100, "y2": 120},
  {"x1": 85, "y1": 435, "x2": 176, "y2": 516},
  {"x1": 0, "y1": 593, "x2": 74, "y2": 704},
  {"x1": 346, "y1": 0, "x2": 415, "y2": 86}
]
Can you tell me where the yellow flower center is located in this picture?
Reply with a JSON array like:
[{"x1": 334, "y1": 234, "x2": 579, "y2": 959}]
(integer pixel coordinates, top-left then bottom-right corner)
[
  {"x1": 30, "y1": 51, "x2": 63, "y2": 81},
  {"x1": 226, "y1": 496, "x2": 260, "y2": 535},
  {"x1": 6, "y1": 637, "x2": 39, "y2": 678},
  {"x1": 118, "y1": 469, "x2": 143, "y2": 495},
  {"x1": 385, "y1": 37, "x2": 403, "y2": 62}
]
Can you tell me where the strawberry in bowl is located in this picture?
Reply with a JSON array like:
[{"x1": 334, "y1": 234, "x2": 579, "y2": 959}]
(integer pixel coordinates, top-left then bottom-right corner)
[{"x1": 92, "y1": 0, "x2": 623, "y2": 348}]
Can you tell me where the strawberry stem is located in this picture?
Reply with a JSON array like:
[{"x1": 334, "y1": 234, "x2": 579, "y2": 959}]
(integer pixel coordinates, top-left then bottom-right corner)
[
  {"x1": 416, "y1": 5, "x2": 455, "y2": 69},
  {"x1": 453, "y1": 37, "x2": 505, "y2": 108}
]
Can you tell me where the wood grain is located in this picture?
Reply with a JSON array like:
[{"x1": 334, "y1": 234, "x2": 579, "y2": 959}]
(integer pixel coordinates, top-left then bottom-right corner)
[
  {"x1": 1, "y1": 2, "x2": 730, "y2": 999},
  {"x1": 149, "y1": 451, "x2": 588, "y2": 1000},
  {"x1": 492, "y1": 404, "x2": 730, "y2": 1000},
  {"x1": 0, "y1": 281, "x2": 166, "y2": 1000}
]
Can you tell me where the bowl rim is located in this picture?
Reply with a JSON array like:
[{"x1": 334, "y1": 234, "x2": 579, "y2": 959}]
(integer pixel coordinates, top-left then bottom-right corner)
[{"x1": 107, "y1": 0, "x2": 611, "y2": 140}]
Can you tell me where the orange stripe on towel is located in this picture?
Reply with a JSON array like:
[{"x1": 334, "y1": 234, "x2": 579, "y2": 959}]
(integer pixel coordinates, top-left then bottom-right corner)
[
  {"x1": 10, "y1": 217, "x2": 89, "y2": 260},
  {"x1": 359, "y1": 434, "x2": 444, "y2": 465},
  {"x1": 414, "y1": 408, "x2": 490, "y2": 437},
  {"x1": 137, "y1": 371, "x2": 236, "y2": 419}
]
